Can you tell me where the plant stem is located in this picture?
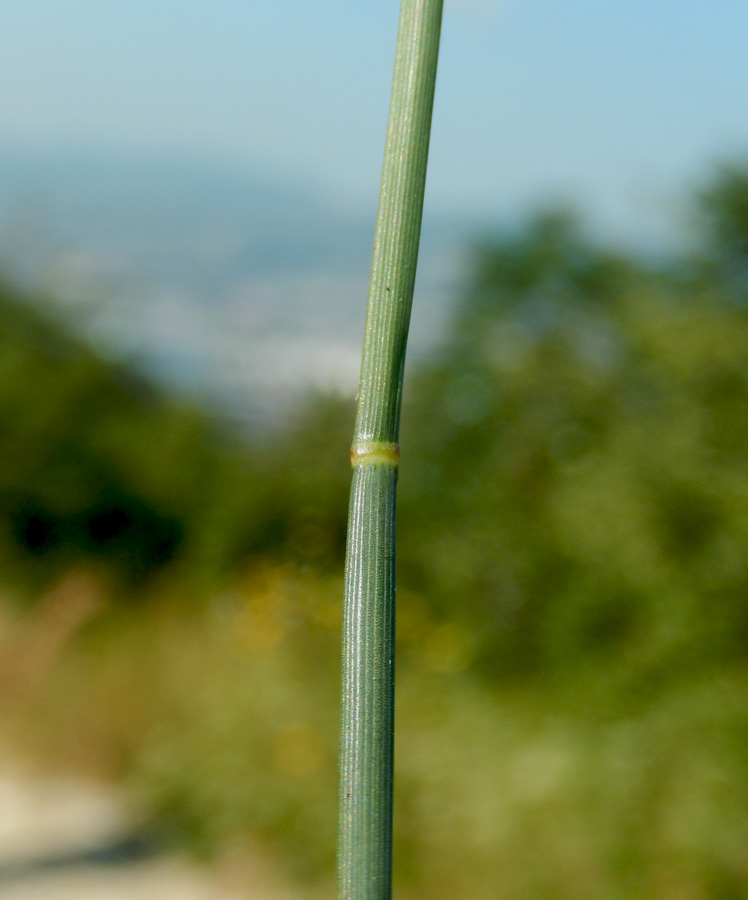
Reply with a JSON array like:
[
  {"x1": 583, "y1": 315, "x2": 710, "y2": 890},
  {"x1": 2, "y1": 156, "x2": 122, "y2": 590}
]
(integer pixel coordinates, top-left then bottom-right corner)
[{"x1": 337, "y1": 2, "x2": 443, "y2": 898}]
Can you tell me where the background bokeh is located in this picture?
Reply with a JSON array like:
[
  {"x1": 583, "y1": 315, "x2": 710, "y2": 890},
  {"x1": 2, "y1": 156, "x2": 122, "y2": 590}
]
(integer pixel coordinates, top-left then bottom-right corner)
[
  {"x1": 1, "y1": 3, "x2": 748, "y2": 899},
  {"x1": 2, "y1": 164, "x2": 748, "y2": 899}
]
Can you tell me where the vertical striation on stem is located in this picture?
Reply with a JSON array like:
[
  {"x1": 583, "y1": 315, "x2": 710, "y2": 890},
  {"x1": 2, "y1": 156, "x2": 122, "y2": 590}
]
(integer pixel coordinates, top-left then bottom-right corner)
[{"x1": 338, "y1": 2, "x2": 444, "y2": 899}]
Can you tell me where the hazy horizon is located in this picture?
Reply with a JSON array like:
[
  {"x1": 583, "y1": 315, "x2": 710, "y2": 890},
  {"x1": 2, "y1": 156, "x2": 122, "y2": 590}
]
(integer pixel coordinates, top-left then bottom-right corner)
[
  {"x1": 3, "y1": 1, "x2": 748, "y2": 236},
  {"x1": 2, "y1": 0, "x2": 748, "y2": 427}
]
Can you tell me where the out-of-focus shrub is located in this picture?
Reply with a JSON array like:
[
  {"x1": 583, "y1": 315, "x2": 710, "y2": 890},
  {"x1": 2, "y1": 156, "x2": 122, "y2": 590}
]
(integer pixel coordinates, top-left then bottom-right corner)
[
  {"x1": 0, "y1": 283, "x2": 350, "y2": 596},
  {"x1": 399, "y1": 172, "x2": 748, "y2": 688}
]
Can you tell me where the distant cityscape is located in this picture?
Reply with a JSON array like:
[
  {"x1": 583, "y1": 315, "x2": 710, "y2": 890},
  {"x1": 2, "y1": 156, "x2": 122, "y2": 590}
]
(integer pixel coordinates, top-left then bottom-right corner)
[{"x1": 0, "y1": 147, "x2": 466, "y2": 432}]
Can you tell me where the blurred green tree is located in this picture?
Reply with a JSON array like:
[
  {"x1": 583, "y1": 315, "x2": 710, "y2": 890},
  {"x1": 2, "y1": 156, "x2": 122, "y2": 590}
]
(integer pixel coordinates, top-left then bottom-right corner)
[
  {"x1": 399, "y1": 166, "x2": 748, "y2": 686},
  {"x1": 696, "y1": 164, "x2": 748, "y2": 297}
]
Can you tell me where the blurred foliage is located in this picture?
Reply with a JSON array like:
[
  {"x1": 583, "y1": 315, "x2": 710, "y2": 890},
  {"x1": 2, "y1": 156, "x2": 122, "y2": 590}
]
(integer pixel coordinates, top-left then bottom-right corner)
[
  {"x1": 3, "y1": 162, "x2": 748, "y2": 899},
  {"x1": 0, "y1": 288, "x2": 350, "y2": 594},
  {"x1": 398, "y1": 198, "x2": 748, "y2": 686}
]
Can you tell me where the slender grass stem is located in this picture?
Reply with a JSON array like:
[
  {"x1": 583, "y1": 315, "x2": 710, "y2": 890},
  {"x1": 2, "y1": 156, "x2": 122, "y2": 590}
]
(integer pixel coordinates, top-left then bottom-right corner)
[{"x1": 338, "y1": 2, "x2": 443, "y2": 898}]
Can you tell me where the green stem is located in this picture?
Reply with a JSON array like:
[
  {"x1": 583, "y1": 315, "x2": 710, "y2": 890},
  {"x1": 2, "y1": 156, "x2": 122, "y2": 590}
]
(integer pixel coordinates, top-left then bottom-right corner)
[{"x1": 338, "y1": 2, "x2": 443, "y2": 898}]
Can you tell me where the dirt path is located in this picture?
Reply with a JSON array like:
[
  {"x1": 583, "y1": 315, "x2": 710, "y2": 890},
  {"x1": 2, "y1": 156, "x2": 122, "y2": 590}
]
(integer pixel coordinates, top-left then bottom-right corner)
[{"x1": 0, "y1": 765, "x2": 301, "y2": 900}]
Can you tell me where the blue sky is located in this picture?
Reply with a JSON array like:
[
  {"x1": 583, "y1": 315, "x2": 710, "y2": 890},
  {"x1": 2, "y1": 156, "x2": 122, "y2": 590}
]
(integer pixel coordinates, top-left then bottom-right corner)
[{"x1": 2, "y1": 1, "x2": 748, "y2": 236}]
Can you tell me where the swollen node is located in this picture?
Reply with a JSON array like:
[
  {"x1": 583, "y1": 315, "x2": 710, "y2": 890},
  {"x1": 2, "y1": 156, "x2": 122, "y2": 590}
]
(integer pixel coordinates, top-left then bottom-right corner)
[{"x1": 349, "y1": 441, "x2": 400, "y2": 468}]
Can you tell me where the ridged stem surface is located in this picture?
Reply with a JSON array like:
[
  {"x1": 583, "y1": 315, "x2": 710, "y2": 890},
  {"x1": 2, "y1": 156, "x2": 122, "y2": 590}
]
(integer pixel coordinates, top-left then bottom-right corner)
[{"x1": 338, "y1": 2, "x2": 443, "y2": 899}]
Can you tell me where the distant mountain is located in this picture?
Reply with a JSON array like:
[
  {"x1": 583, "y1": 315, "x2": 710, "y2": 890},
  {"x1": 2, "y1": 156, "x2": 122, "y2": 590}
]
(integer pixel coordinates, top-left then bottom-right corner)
[{"x1": 0, "y1": 147, "x2": 465, "y2": 430}]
